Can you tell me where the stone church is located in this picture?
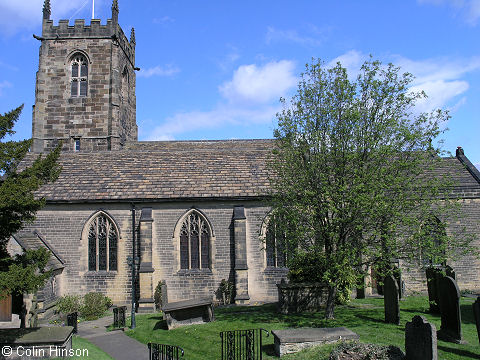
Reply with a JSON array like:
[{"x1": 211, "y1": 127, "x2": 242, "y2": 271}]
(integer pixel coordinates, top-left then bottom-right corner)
[{"x1": 8, "y1": 0, "x2": 480, "y2": 319}]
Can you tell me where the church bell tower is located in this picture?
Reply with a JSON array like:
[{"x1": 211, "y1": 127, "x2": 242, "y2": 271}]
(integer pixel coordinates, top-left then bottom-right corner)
[{"x1": 32, "y1": 0, "x2": 138, "y2": 152}]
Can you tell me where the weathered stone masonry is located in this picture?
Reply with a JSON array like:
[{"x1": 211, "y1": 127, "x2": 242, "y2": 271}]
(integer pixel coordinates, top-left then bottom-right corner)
[
  {"x1": 11, "y1": 0, "x2": 480, "y2": 315},
  {"x1": 32, "y1": 0, "x2": 137, "y2": 153}
]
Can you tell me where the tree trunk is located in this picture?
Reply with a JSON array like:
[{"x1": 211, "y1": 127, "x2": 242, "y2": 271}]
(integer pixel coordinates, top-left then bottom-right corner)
[{"x1": 325, "y1": 285, "x2": 336, "y2": 319}]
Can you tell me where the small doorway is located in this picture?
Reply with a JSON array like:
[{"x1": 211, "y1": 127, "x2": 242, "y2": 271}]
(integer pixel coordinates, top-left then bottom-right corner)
[{"x1": 0, "y1": 294, "x2": 12, "y2": 322}]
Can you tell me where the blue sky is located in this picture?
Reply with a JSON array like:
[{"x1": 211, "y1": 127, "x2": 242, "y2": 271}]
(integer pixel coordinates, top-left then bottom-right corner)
[{"x1": 0, "y1": 0, "x2": 479, "y2": 168}]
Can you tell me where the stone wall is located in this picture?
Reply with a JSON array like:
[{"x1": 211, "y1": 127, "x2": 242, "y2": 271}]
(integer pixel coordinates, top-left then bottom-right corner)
[
  {"x1": 18, "y1": 201, "x2": 287, "y2": 306},
  {"x1": 401, "y1": 198, "x2": 480, "y2": 294}
]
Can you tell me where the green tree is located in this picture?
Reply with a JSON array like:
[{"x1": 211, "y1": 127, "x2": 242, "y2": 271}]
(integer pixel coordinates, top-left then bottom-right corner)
[
  {"x1": 269, "y1": 58, "x2": 474, "y2": 319},
  {"x1": 0, "y1": 104, "x2": 61, "y2": 297}
]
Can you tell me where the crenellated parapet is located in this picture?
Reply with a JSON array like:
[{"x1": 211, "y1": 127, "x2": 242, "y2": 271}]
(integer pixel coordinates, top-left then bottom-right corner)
[
  {"x1": 39, "y1": 0, "x2": 136, "y2": 70},
  {"x1": 33, "y1": 0, "x2": 138, "y2": 153}
]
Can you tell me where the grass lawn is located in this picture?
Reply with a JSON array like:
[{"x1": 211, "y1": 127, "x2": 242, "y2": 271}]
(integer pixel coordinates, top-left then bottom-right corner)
[
  {"x1": 51, "y1": 336, "x2": 114, "y2": 360},
  {"x1": 125, "y1": 296, "x2": 480, "y2": 359}
]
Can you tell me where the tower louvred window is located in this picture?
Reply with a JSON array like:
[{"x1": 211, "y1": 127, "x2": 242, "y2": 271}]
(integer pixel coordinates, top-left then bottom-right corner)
[{"x1": 70, "y1": 54, "x2": 88, "y2": 97}]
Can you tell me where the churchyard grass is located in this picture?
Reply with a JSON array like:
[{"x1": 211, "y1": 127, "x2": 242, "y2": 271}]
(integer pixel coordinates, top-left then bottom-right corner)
[
  {"x1": 51, "y1": 336, "x2": 114, "y2": 360},
  {"x1": 125, "y1": 296, "x2": 480, "y2": 359}
]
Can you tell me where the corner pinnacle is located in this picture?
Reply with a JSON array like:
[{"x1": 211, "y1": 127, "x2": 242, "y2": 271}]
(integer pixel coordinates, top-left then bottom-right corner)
[{"x1": 43, "y1": 0, "x2": 51, "y2": 20}]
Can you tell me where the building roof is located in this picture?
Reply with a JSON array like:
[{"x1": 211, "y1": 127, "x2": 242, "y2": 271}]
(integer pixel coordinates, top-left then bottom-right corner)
[
  {"x1": 24, "y1": 139, "x2": 274, "y2": 203},
  {"x1": 20, "y1": 139, "x2": 480, "y2": 203},
  {"x1": 12, "y1": 232, "x2": 65, "y2": 272}
]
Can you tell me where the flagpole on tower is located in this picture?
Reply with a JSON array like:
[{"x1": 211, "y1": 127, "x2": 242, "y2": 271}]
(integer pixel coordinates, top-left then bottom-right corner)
[{"x1": 92, "y1": 0, "x2": 95, "y2": 19}]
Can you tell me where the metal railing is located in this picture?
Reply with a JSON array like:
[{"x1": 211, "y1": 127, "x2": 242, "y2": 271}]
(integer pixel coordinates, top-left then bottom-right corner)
[
  {"x1": 148, "y1": 343, "x2": 184, "y2": 360},
  {"x1": 113, "y1": 306, "x2": 127, "y2": 328},
  {"x1": 66, "y1": 312, "x2": 78, "y2": 334},
  {"x1": 220, "y1": 328, "x2": 269, "y2": 360}
]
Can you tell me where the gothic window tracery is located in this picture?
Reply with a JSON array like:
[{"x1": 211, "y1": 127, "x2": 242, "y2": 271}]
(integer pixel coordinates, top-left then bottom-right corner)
[
  {"x1": 265, "y1": 217, "x2": 287, "y2": 268},
  {"x1": 70, "y1": 54, "x2": 88, "y2": 97},
  {"x1": 179, "y1": 211, "x2": 210, "y2": 270},
  {"x1": 87, "y1": 213, "x2": 118, "y2": 271}
]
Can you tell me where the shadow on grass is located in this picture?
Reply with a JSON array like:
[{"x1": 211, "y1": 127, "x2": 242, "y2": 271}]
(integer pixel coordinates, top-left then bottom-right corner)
[
  {"x1": 215, "y1": 303, "x2": 391, "y2": 330},
  {"x1": 401, "y1": 308, "x2": 431, "y2": 316},
  {"x1": 438, "y1": 345, "x2": 480, "y2": 359},
  {"x1": 461, "y1": 303, "x2": 475, "y2": 325},
  {"x1": 263, "y1": 343, "x2": 276, "y2": 357},
  {"x1": 149, "y1": 315, "x2": 168, "y2": 330}
]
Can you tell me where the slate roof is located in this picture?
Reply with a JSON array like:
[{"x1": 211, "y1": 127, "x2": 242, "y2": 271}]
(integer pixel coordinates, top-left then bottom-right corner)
[
  {"x1": 24, "y1": 139, "x2": 274, "y2": 202},
  {"x1": 12, "y1": 232, "x2": 65, "y2": 271},
  {"x1": 20, "y1": 139, "x2": 480, "y2": 203}
]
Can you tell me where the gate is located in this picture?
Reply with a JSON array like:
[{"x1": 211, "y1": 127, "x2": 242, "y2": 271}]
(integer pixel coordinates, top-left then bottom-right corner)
[{"x1": 220, "y1": 328, "x2": 269, "y2": 360}]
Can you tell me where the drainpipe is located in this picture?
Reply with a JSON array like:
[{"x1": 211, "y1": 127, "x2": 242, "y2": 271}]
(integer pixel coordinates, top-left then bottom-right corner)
[{"x1": 131, "y1": 203, "x2": 136, "y2": 329}]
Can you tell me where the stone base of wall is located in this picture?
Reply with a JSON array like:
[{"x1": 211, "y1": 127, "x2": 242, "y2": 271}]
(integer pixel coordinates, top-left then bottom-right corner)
[{"x1": 277, "y1": 282, "x2": 328, "y2": 314}]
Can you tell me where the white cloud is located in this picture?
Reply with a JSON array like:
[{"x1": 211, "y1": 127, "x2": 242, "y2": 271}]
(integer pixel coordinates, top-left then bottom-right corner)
[
  {"x1": 146, "y1": 104, "x2": 281, "y2": 141},
  {"x1": 418, "y1": 0, "x2": 480, "y2": 25},
  {"x1": 137, "y1": 64, "x2": 180, "y2": 78},
  {"x1": 0, "y1": 81, "x2": 12, "y2": 96},
  {"x1": 326, "y1": 50, "x2": 480, "y2": 114},
  {"x1": 475, "y1": 162, "x2": 480, "y2": 170},
  {"x1": 0, "y1": 0, "x2": 108, "y2": 35},
  {"x1": 265, "y1": 26, "x2": 324, "y2": 47},
  {"x1": 145, "y1": 60, "x2": 297, "y2": 140},
  {"x1": 219, "y1": 60, "x2": 297, "y2": 104},
  {"x1": 410, "y1": 80, "x2": 469, "y2": 113},
  {"x1": 327, "y1": 50, "x2": 369, "y2": 77}
]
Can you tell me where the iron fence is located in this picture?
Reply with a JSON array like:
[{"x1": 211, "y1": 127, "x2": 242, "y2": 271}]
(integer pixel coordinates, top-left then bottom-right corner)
[
  {"x1": 148, "y1": 342, "x2": 184, "y2": 360},
  {"x1": 66, "y1": 312, "x2": 78, "y2": 334},
  {"x1": 113, "y1": 305, "x2": 127, "y2": 328},
  {"x1": 220, "y1": 328, "x2": 269, "y2": 360}
]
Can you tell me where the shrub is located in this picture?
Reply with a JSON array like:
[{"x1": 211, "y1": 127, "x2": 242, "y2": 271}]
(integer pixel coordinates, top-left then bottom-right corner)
[
  {"x1": 215, "y1": 279, "x2": 234, "y2": 305},
  {"x1": 57, "y1": 295, "x2": 82, "y2": 315},
  {"x1": 329, "y1": 341, "x2": 404, "y2": 360},
  {"x1": 287, "y1": 250, "x2": 357, "y2": 305},
  {"x1": 80, "y1": 292, "x2": 111, "y2": 320}
]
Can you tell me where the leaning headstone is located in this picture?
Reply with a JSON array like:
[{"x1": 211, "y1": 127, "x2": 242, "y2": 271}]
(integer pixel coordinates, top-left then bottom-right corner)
[
  {"x1": 437, "y1": 276, "x2": 464, "y2": 343},
  {"x1": 394, "y1": 271, "x2": 403, "y2": 299},
  {"x1": 472, "y1": 296, "x2": 480, "y2": 344},
  {"x1": 384, "y1": 275, "x2": 400, "y2": 325},
  {"x1": 405, "y1": 315, "x2": 437, "y2": 360}
]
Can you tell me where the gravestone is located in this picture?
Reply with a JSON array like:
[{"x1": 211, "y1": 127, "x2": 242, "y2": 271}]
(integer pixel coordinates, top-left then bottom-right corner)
[
  {"x1": 426, "y1": 266, "x2": 456, "y2": 314},
  {"x1": 445, "y1": 265, "x2": 456, "y2": 280},
  {"x1": 426, "y1": 267, "x2": 441, "y2": 314},
  {"x1": 472, "y1": 296, "x2": 480, "y2": 344},
  {"x1": 437, "y1": 276, "x2": 464, "y2": 343},
  {"x1": 405, "y1": 315, "x2": 437, "y2": 360},
  {"x1": 384, "y1": 275, "x2": 400, "y2": 325}
]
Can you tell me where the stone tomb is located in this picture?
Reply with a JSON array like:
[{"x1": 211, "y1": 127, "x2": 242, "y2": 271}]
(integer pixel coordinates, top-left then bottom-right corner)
[
  {"x1": 271, "y1": 327, "x2": 359, "y2": 357},
  {"x1": 405, "y1": 315, "x2": 437, "y2": 360},
  {"x1": 437, "y1": 276, "x2": 464, "y2": 344},
  {"x1": 0, "y1": 326, "x2": 74, "y2": 359},
  {"x1": 384, "y1": 275, "x2": 400, "y2": 325},
  {"x1": 162, "y1": 298, "x2": 214, "y2": 330}
]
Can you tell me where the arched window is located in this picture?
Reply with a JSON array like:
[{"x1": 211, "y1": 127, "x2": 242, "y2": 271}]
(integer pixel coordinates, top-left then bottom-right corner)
[
  {"x1": 265, "y1": 220, "x2": 287, "y2": 268},
  {"x1": 179, "y1": 211, "x2": 211, "y2": 270},
  {"x1": 87, "y1": 212, "x2": 118, "y2": 271},
  {"x1": 70, "y1": 54, "x2": 88, "y2": 97},
  {"x1": 419, "y1": 215, "x2": 447, "y2": 267}
]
